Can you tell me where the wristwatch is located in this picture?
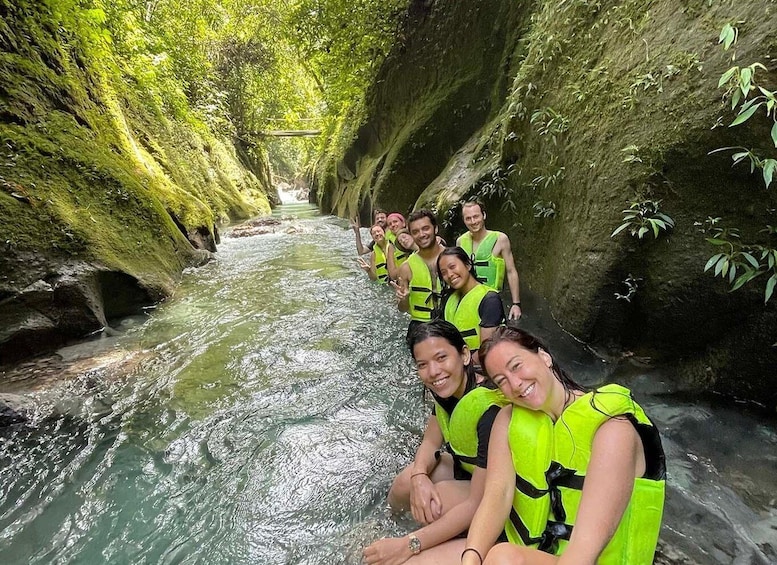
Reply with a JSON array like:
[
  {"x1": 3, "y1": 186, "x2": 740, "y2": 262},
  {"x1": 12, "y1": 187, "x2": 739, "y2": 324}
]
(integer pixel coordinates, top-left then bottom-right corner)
[{"x1": 408, "y1": 533, "x2": 421, "y2": 555}]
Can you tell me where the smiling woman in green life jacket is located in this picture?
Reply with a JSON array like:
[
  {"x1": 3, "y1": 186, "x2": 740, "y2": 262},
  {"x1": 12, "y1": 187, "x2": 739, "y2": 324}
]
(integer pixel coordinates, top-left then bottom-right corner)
[
  {"x1": 437, "y1": 247, "x2": 505, "y2": 366},
  {"x1": 356, "y1": 224, "x2": 394, "y2": 284},
  {"x1": 461, "y1": 327, "x2": 666, "y2": 565},
  {"x1": 363, "y1": 320, "x2": 507, "y2": 565}
]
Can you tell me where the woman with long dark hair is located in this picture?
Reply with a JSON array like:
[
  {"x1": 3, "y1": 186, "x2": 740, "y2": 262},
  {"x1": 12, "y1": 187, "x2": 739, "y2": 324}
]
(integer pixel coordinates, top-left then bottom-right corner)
[
  {"x1": 461, "y1": 327, "x2": 666, "y2": 565},
  {"x1": 363, "y1": 320, "x2": 506, "y2": 565},
  {"x1": 437, "y1": 247, "x2": 505, "y2": 364}
]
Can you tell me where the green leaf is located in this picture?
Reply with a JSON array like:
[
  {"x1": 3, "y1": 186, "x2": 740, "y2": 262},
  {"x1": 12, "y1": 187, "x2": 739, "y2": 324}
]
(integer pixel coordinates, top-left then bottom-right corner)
[
  {"x1": 730, "y1": 88, "x2": 742, "y2": 109},
  {"x1": 730, "y1": 103, "x2": 761, "y2": 127},
  {"x1": 650, "y1": 220, "x2": 660, "y2": 238},
  {"x1": 637, "y1": 226, "x2": 649, "y2": 239},
  {"x1": 706, "y1": 238, "x2": 730, "y2": 246},
  {"x1": 731, "y1": 151, "x2": 750, "y2": 164},
  {"x1": 729, "y1": 264, "x2": 737, "y2": 283},
  {"x1": 743, "y1": 252, "x2": 760, "y2": 268},
  {"x1": 718, "y1": 67, "x2": 738, "y2": 87},
  {"x1": 715, "y1": 257, "x2": 727, "y2": 276},
  {"x1": 763, "y1": 159, "x2": 777, "y2": 189},
  {"x1": 740, "y1": 66, "x2": 752, "y2": 96},
  {"x1": 611, "y1": 223, "x2": 630, "y2": 237},
  {"x1": 766, "y1": 274, "x2": 777, "y2": 303},
  {"x1": 705, "y1": 253, "x2": 724, "y2": 271},
  {"x1": 772, "y1": 121, "x2": 777, "y2": 148}
]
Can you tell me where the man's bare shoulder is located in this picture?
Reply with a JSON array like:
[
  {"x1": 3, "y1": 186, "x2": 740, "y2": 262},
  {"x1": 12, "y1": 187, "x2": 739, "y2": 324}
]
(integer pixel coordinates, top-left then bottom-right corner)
[{"x1": 494, "y1": 231, "x2": 513, "y2": 255}]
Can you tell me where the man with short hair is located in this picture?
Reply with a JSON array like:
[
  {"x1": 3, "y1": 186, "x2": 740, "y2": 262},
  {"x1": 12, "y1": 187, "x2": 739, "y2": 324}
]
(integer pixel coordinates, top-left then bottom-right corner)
[
  {"x1": 393, "y1": 210, "x2": 445, "y2": 332},
  {"x1": 456, "y1": 200, "x2": 522, "y2": 320}
]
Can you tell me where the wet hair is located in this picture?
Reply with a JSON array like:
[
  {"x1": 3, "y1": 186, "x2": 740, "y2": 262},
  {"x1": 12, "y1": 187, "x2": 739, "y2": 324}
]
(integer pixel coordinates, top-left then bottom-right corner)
[
  {"x1": 479, "y1": 326, "x2": 585, "y2": 395},
  {"x1": 393, "y1": 228, "x2": 414, "y2": 253},
  {"x1": 370, "y1": 223, "x2": 385, "y2": 236},
  {"x1": 436, "y1": 247, "x2": 478, "y2": 307},
  {"x1": 373, "y1": 208, "x2": 387, "y2": 219},
  {"x1": 462, "y1": 199, "x2": 486, "y2": 215},
  {"x1": 407, "y1": 320, "x2": 476, "y2": 396},
  {"x1": 436, "y1": 246, "x2": 477, "y2": 282},
  {"x1": 407, "y1": 209, "x2": 438, "y2": 229},
  {"x1": 408, "y1": 319, "x2": 467, "y2": 358}
]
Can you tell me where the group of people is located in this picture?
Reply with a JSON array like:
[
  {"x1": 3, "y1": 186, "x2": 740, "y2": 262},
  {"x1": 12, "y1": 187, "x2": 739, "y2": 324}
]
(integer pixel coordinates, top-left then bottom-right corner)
[{"x1": 351, "y1": 202, "x2": 667, "y2": 565}]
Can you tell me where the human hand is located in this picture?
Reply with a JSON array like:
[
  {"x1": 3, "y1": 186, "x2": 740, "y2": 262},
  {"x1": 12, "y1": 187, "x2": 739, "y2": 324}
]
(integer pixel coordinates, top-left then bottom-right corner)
[
  {"x1": 390, "y1": 278, "x2": 409, "y2": 303},
  {"x1": 508, "y1": 304, "x2": 522, "y2": 321},
  {"x1": 409, "y1": 474, "x2": 442, "y2": 525},
  {"x1": 356, "y1": 257, "x2": 371, "y2": 273},
  {"x1": 350, "y1": 217, "x2": 361, "y2": 231},
  {"x1": 362, "y1": 536, "x2": 413, "y2": 565}
]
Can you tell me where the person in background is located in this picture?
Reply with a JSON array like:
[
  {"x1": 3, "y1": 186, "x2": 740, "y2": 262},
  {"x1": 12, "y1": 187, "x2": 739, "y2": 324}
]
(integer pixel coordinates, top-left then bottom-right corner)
[
  {"x1": 352, "y1": 209, "x2": 389, "y2": 255},
  {"x1": 386, "y1": 212, "x2": 406, "y2": 244},
  {"x1": 456, "y1": 200, "x2": 523, "y2": 321},
  {"x1": 437, "y1": 247, "x2": 504, "y2": 365},
  {"x1": 362, "y1": 320, "x2": 506, "y2": 565},
  {"x1": 356, "y1": 224, "x2": 393, "y2": 284},
  {"x1": 461, "y1": 326, "x2": 666, "y2": 565},
  {"x1": 392, "y1": 210, "x2": 445, "y2": 336}
]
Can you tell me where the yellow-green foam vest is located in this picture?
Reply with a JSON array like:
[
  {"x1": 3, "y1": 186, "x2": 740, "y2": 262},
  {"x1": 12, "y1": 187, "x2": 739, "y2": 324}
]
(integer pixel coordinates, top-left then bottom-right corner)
[
  {"x1": 435, "y1": 387, "x2": 508, "y2": 475},
  {"x1": 459, "y1": 231, "x2": 505, "y2": 290},
  {"x1": 505, "y1": 406, "x2": 555, "y2": 549},
  {"x1": 385, "y1": 230, "x2": 397, "y2": 245},
  {"x1": 394, "y1": 246, "x2": 411, "y2": 269},
  {"x1": 443, "y1": 284, "x2": 495, "y2": 352},
  {"x1": 407, "y1": 253, "x2": 438, "y2": 321},
  {"x1": 547, "y1": 383, "x2": 665, "y2": 563},
  {"x1": 373, "y1": 243, "x2": 390, "y2": 284}
]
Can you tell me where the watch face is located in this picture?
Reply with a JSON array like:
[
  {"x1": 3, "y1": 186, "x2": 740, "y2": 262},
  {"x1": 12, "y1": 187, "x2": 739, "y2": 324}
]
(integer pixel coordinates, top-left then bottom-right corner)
[{"x1": 408, "y1": 535, "x2": 421, "y2": 554}]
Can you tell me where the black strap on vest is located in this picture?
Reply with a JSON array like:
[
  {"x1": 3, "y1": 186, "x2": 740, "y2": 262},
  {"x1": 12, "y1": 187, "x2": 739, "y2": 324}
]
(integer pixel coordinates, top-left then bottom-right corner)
[
  {"x1": 545, "y1": 461, "x2": 584, "y2": 522},
  {"x1": 459, "y1": 328, "x2": 478, "y2": 338}
]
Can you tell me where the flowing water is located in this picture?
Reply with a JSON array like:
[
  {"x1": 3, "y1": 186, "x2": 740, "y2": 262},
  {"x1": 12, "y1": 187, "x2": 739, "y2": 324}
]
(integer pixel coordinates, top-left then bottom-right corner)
[{"x1": 1, "y1": 204, "x2": 775, "y2": 564}]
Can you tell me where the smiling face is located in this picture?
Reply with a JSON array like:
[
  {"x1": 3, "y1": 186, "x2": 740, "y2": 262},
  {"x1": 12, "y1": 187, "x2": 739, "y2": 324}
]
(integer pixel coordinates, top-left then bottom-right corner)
[
  {"x1": 462, "y1": 203, "x2": 486, "y2": 235},
  {"x1": 413, "y1": 336, "x2": 470, "y2": 399},
  {"x1": 387, "y1": 216, "x2": 404, "y2": 233},
  {"x1": 439, "y1": 253, "x2": 473, "y2": 291},
  {"x1": 374, "y1": 212, "x2": 387, "y2": 229},
  {"x1": 409, "y1": 216, "x2": 437, "y2": 250},
  {"x1": 370, "y1": 225, "x2": 385, "y2": 243},
  {"x1": 397, "y1": 232, "x2": 415, "y2": 250},
  {"x1": 484, "y1": 340, "x2": 563, "y2": 415}
]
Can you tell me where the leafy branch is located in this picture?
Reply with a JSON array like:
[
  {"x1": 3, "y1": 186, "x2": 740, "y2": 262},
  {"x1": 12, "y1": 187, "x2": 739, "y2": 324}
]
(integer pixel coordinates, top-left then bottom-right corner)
[{"x1": 611, "y1": 199, "x2": 675, "y2": 240}]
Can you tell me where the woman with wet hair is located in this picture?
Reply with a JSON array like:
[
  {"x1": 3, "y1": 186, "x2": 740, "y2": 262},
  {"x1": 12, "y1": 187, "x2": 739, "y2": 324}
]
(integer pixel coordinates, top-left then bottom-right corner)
[
  {"x1": 437, "y1": 247, "x2": 505, "y2": 364},
  {"x1": 461, "y1": 326, "x2": 666, "y2": 565},
  {"x1": 363, "y1": 320, "x2": 506, "y2": 565}
]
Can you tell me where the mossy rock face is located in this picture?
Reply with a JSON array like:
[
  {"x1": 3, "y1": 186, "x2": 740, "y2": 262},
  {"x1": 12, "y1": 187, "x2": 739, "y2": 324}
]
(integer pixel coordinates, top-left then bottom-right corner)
[
  {"x1": 0, "y1": 1, "x2": 273, "y2": 361},
  {"x1": 316, "y1": 0, "x2": 777, "y2": 408}
]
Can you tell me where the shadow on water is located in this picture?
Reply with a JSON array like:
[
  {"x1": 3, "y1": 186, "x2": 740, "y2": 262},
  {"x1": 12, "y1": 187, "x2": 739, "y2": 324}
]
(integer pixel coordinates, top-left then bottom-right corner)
[{"x1": 0, "y1": 205, "x2": 775, "y2": 564}]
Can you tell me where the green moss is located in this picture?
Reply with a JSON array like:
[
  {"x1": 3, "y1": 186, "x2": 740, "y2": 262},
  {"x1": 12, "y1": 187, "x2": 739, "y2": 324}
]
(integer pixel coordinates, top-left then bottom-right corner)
[{"x1": 0, "y1": 0, "x2": 272, "y2": 297}]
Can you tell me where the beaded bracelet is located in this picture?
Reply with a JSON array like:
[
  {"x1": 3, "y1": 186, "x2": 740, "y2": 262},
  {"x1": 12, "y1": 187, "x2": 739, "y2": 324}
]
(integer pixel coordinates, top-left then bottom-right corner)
[{"x1": 461, "y1": 547, "x2": 483, "y2": 565}]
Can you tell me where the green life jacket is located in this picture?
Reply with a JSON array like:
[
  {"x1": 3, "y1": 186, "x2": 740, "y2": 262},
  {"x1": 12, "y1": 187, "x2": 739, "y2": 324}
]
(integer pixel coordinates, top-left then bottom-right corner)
[
  {"x1": 373, "y1": 244, "x2": 390, "y2": 284},
  {"x1": 505, "y1": 406, "x2": 555, "y2": 549},
  {"x1": 443, "y1": 284, "x2": 495, "y2": 352},
  {"x1": 394, "y1": 246, "x2": 411, "y2": 269},
  {"x1": 435, "y1": 387, "x2": 508, "y2": 476},
  {"x1": 385, "y1": 230, "x2": 397, "y2": 245},
  {"x1": 407, "y1": 253, "x2": 439, "y2": 321},
  {"x1": 546, "y1": 384, "x2": 666, "y2": 563},
  {"x1": 459, "y1": 231, "x2": 506, "y2": 290}
]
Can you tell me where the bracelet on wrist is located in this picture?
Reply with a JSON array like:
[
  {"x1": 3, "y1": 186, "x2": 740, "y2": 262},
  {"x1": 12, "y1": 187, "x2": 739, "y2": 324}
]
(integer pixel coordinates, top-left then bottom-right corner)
[
  {"x1": 512, "y1": 301, "x2": 521, "y2": 306},
  {"x1": 410, "y1": 471, "x2": 428, "y2": 478},
  {"x1": 461, "y1": 547, "x2": 483, "y2": 565}
]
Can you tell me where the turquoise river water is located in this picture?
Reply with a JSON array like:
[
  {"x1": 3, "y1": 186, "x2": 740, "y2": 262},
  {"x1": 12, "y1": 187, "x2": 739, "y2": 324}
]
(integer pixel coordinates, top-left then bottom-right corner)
[{"x1": 0, "y1": 203, "x2": 775, "y2": 564}]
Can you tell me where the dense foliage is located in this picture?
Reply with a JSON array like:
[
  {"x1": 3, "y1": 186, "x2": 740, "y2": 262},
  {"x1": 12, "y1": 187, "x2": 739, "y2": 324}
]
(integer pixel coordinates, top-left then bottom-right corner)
[{"x1": 94, "y1": 0, "x2": 408, "y2": 176}]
